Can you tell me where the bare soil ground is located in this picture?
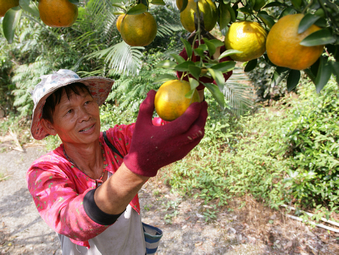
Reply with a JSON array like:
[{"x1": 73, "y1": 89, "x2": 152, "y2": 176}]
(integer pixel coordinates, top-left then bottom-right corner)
[{"x1": 0, "y1": 141, "x2": 339, "y2": 255}]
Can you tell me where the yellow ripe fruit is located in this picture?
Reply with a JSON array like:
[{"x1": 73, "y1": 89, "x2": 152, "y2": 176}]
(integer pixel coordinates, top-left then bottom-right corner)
[
  {"x1": 39, "y1": 0, "x2": 78, "y2": 27},
  {"x1": 155, "y1": 80, "x2": 200, "y2": 121},
  {"x1": 266, "y1": 14, "x2": 323, "y2": 70},
  {"x1": 120, "y1": 12, "x2": 157, "y2": 47},
  {"x1": 116, "y1": 14, "x2": 124, "y2": 32},
  {"x1": 0, "y1": 0, "x2": 19, "y2": 17},
  {"x1": 180, "y1": 0, "x2": 217, "y2": 33},
  {"x1": 225, "y1": 21, "x2": 267, "y2": 62}
]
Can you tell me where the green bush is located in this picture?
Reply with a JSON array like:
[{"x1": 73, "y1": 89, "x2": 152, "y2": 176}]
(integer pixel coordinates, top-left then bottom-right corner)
[
  {"x1": 166, "y1": 78, "x2": 339, "y2": 218},
  {"x1": 283, "y1": 79, "x2": 339, "y2": 209}
]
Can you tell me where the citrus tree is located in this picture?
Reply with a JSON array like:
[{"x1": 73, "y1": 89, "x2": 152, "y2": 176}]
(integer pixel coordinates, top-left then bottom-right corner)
[{"x1": 1, "y1": 0, "x2": 338, "y2": 108}]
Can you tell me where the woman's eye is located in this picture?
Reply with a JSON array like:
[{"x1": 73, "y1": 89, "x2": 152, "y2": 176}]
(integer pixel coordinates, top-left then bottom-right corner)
[{"x1": 67, "y1": 109, "x2": 73, "y2": 114}]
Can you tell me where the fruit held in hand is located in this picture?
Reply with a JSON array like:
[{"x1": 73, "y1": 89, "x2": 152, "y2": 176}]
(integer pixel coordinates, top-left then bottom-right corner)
[{"x1": 155, "y1": 80, "x2": 200, "y2": 121}]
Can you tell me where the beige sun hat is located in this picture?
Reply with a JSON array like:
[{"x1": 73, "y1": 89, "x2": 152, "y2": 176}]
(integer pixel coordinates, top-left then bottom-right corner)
[{"x1": 30, "y1": 69, "x2": 114, "y2": 140}]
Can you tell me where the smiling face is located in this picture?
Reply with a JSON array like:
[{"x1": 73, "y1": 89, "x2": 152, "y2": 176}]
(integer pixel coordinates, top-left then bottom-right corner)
[{"x1": 42, "y1": 84, "x2": 101, "y2": 146}]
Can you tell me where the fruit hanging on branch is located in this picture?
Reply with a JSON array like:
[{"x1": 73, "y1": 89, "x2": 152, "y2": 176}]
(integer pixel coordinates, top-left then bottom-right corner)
[
  {"x1": 116, "y1": 14, "x2": 125, "y2": 32},
  {"x1": 0, "y1": 0, "x2": 19, "y2": 17},
  {"x1": 179, "y1": 0, "x2": 217, "y2": 33},
  {"x1": 154, "y1": 80, "x2": 200, "y2": 121},
  {"x1": 120, "y1": 11, "x2": 157, "y2": 46},
  {"x1": 38, "y1": 0, "x2": 78, "y2": 27},
  {"x1": 177, "y1": 39, "x2": 234, "y2": 90},
  {"x1": 224, "y1": 21, "x2": 267, "y2": 62},
  {"x1": 266, "y1": 14, "x2": 324, "y2": 71}
]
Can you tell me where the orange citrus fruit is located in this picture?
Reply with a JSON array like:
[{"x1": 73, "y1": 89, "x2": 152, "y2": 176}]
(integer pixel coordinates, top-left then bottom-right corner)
[
  {"x1": 155, "y1": 80, "x2": 200, "y2": 121},
  {"x1": 120, "y1": 12, "x2": 157, "y2": 47},
  {"x1": 38, "y1": 0, "x2": 78, "y2": 27},
  {"x1": 224, "y1": 21, "x2": 267, "y2": 62},
  {"x1": 180, "y1": 0, "x2": 217, "y2": 33},
  {"x1": 0, "y1": 0, "x2": 19, "y2": 17},
  {"x1": 116, "y1": 14, "x2": 125, "y2": 32},
  {"x1": 266, "y1": 14, "x2": 323, "y2": 70},
  {"x1": 176, "y1": 0, "x2": 184, "y2": 10}
]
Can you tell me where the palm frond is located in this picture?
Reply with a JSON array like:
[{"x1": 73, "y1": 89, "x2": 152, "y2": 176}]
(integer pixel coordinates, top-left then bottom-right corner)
[
  {"x1": 222, "y1": 67, "x2": 257, "y2": 116},
  {"x1": 86, "y1": 41, "x2": 143, "y2": 76}
]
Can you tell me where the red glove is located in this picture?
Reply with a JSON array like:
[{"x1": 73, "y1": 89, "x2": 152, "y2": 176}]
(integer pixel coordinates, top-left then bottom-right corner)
[
  {"x1": 124, "y1": 90, "x2": 208, "y2": 177},
  {"x1": 177, "y1": 41, "x2": 233, "y2": 90}
]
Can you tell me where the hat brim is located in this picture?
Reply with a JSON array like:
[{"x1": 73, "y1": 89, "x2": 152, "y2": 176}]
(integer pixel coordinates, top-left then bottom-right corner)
[{"x1": 31, "y1": 76, "x2": 114, "y2": 140}]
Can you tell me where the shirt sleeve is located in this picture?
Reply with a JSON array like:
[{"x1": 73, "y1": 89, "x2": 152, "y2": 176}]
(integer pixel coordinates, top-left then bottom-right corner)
[{"x1": 26, "y1": 156, "x2": 109, "y2": 243}]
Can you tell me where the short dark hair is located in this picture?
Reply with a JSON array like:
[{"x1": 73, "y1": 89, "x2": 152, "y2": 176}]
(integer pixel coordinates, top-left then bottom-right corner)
[{"x1": 42, "y1": 82, "x2": 91, "y2": 124}]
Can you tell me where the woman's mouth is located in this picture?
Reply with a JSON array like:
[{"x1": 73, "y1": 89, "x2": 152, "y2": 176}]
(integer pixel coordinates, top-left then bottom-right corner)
[{"x1": 79, "y1": 124, "x2": 95, "y2": 133}]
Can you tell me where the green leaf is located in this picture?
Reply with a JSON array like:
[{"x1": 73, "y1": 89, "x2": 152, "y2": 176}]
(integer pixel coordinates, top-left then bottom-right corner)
[
  {"x1": 254, "y1": 0, "x2": 266, "y2": 11},
  {"x1": 174, "y1": 61, "x2": 196, "y2": 72},
  {"x1": 315, "y1": 56, "x2": 332, "y2": 93},
  {"x1": 286, "y1": 70, "x2": 300, "y2": 92},
  {"x1": 314, "y1": 17, "x2": 327, "y2": 28},
  {"x1": 185, "y1": 88, "x2": 197, "y2": 99},
  {"x1": 218, "y1": 49, "x2": 242, "y2": 60},
  {"x1": 331, "y1": 61, "x2": 339, "y2": 85},
  {"x1": 304, "y1": 68, "x2": 316, "y2": 83},
  {"x1": 3, "y1": 6, "x2": 22, "y2": 44},
  {"x1": 150, "y1": 0, "x2": 166, "y2": 5},
  {"x1": 153, "y1": 74, "x2": 177, "y2": 84},
  {"x1": 126, "y1": 4, "x2": 147, "y2": 15},
  {"x1": 203, "y1": 38, "x2": 216, "y2": 57},
  {"x1": 298, "y1": 14, "x2": 320, "y2": 34},
  {"x1": 171, "y1": 54, "x2": 185, "y2": 64},
  {"x1": 202, "y1": 82, "x2": 226, "y2": 107},
  {"x1": 271, "y1": 68, "x2": 288, "y2": 87},
  {"x1": 291, "y1": 0, "x2": 302, "y2": 9},
  {"x1": 264, "y1": 2, "x2": 284, "y2": 7},
  {"x1": 218, "y1": 2, "x2": 231, "y2": 30},
  {"x1": 68, "y1": 0, "x2": 80, "y2": 4},
  {"x1": 208, "y1": 69, "x2": 224, "y2": 86},
  {"x1": 155, "y1": 60, "x2": 177, "y2": 69},
  {"x1": 111, "y1": 3, "x2": 127, "y2": 11},
  {"x1": 19, "y1": 0, "x2": 40, "y2": 17},
  {"x1": 226, "y1": 3, "x2": 236, "y2": 22},
  {"x1": 189, "y1": 78, "x2": 199, "y2": 90},
  {"x1": 238, "y1": 7, "x2": 252, "y2": 15},
  {"x1": 194, "y1": 47, "x2": 206, "y2": 58},
  {"x1": 181, "y1": 38, "x2": 192, "y2": 59},
  {"x1": 210, "y1": 61, "x2": 236, "y2": 73},
  {"x1": 244, "y1": 59, "x2": 257, "y2": 72},
  {"x1": 208, "y1": 39, "x2": 224, "y2": 48},
  {"x1": 189, "y1": 65, "x2": 201, "y2": 80},
  {"x1": 257, "y1": 11, "x2": 275, "y2": 28},
  {"x1": 280, "y1": 8, "x2": 297, "y2": 19},
  {"x1": 300, "y1": 29, "x2": 336, "y2": 46}
]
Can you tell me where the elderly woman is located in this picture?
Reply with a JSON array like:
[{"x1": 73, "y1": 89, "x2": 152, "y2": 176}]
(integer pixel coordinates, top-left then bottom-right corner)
[{"x1": 27, "y1": 69, "x2": 208, "y2": 254}]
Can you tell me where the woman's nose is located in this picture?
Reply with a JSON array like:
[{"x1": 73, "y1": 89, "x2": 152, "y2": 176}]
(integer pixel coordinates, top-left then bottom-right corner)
[{"x1": 78, "y1": 107, "x2": 91, "y2": 122}]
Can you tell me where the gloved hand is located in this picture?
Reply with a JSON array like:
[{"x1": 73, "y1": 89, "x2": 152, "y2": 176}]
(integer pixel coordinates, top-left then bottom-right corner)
[{"x1": 124, "y1": 90, "x2": 208, "y2": 177}]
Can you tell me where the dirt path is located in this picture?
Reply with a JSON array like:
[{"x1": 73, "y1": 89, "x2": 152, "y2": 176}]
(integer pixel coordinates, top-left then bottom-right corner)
[{"x1": 0, "y1": 146, "x2": 338, "y2": 255}]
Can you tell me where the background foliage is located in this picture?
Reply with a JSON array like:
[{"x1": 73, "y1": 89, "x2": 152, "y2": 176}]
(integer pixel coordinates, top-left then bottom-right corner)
[{"x1": 0, "y1": 0, "x2": 338, "y2": 223}]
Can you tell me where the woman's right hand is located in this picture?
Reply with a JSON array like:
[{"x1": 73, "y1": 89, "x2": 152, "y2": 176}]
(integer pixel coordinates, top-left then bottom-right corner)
[{"x1": 123, "y1": 90, "x2": 208, "y2": 177}]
